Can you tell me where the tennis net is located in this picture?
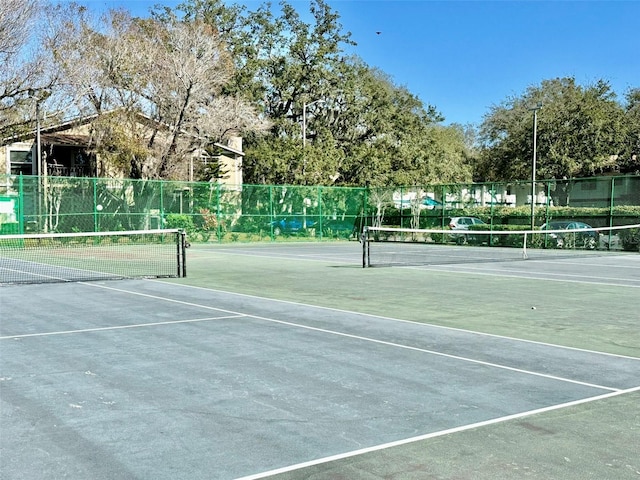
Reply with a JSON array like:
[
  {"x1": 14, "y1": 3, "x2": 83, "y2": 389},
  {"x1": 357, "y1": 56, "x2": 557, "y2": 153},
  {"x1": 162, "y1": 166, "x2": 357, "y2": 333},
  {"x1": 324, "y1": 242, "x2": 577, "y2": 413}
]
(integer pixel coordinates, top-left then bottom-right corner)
[
  {"x1": 0, "y1": 229, "x2": 187, "y2": 284},
  {"x1": 362, "y1": 224, "x2": 640, "y2": 267}
]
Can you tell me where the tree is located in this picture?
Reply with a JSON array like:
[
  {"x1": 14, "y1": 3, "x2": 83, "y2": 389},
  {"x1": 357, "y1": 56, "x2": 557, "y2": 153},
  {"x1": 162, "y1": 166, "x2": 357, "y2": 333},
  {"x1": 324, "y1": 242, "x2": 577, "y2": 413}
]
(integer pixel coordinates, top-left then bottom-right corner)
[
  {"x1": 477, "y1": 77, "x2": 628, "y2": 182},
  {"x1": 0, "y1": 0, "x2": 38, "y2": 60},
  {"x1": 48, "y1": 6, "x2": 269, "y2": 180},
  {"x1": 166, "y1": 0, "x2": 261, "y2": 100},
  {"x1": 131, "y1": 16, "x2": 236, "y2": 177},
  {"x1": 3, "y1": 0, "x2": 477, "y2": 190},
  {"x1": 621, "y1": 88, "x2": 640, "y2": 174},
  {"x1": 327, "y1": 60, "x2": 474, "y2": 188},
  {"x1": 154, "y1": 0, "x2": 474, "y2": 188},
  {"x1": 0, "y1": 0, "x2": 58, "y2": 139}
]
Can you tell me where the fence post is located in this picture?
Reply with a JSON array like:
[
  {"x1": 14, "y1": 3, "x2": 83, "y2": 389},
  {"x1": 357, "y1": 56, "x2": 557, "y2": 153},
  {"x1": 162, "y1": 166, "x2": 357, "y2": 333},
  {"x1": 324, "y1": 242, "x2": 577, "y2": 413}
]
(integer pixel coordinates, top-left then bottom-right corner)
[
  {"x1": 216, "y1": 182, "x2": 221, "y2": 243},
  {"x1": 93, "y1": 178, "x2": 98, "y2": 232},
  {"x1": 441, "y1": 184, "x2": 447, "y2": 228},
  {"x1": 269, "y1": 185, "x2": 274, "y2": 240},
  {"x1": 159, "y1": 180, "x2": 165, "y2": 229},
  {"x1": 397, "y1": 186, "x2": 402, "y2": 228},
  {"x1": 609, "y1": 177, "x2": 616, "y2": 232},
  {"x1": 544, "y1": 179, "x2": 551, "y2": 226},
  {"x1": 18, "y1": 174, "x2": 24, "y2": 234},
  {"x1": 489, "y1": 182, "x2": 495, "y2": 228},
  {"x1": 363, "y1": 184, "x2": 368, "y2": 229},
  {"x1": 317, "y1": 186, "x2": 323, "y2": 239}
]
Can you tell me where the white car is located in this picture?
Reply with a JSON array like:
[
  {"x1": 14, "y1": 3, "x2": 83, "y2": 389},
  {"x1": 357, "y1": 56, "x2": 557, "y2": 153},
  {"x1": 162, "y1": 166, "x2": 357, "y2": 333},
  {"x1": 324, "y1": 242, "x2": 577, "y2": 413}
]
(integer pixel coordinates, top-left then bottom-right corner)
[
  {"x1": 445, "y1": 216, "x2": 489, "y2": 245},
  {"x1": 446, "y1": 216, "x2": 487, "y2": 230}
]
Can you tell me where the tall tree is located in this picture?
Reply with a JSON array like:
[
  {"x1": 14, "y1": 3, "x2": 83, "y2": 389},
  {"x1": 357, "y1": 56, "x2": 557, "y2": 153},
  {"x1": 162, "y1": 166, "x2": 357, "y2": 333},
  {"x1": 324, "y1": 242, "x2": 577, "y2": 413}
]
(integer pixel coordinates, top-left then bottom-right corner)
[
  {"x1": 172, "y1": 0, "x2": 471, "y2": 187},
  {"x1": 0, "y1": 0, "x2": 38, "y2": 59},
  {"x1": 50, "y1": 5, "x2": 268, "y2": 180},
  {"x1": 0, "y1": 0, "x2": 57, "y2": 139},
  {"x1": 621, "y1": 88, "x2": 640, "y2": 174},
  {"x1": 477, "y1": 77, "x2": 627, "y2": 182}
]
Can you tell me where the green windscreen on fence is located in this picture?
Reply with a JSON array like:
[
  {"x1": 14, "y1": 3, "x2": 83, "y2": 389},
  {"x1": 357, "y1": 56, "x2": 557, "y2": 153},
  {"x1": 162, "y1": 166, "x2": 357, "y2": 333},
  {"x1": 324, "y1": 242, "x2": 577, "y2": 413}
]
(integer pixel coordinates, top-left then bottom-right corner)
[{"x1": 1, "y1": 174, "x2": 639, "y2": 242}]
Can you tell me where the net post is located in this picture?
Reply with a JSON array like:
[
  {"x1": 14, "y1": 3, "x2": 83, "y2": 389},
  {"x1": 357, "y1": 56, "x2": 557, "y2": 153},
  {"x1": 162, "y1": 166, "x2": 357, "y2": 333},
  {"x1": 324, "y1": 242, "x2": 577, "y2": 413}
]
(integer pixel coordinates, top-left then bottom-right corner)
[
  {"x1": 366, "y1": 227, "x2": 371, "y2": 267},
  {"x1": 523, "y1": 232, "x2": 529, "y2": 259},
  {"x1": 361, "y1": 227, "x2": 369, "y2": 268},
  {"x1": 178, "y1": 229, "x2": 187, "y2": 277}
]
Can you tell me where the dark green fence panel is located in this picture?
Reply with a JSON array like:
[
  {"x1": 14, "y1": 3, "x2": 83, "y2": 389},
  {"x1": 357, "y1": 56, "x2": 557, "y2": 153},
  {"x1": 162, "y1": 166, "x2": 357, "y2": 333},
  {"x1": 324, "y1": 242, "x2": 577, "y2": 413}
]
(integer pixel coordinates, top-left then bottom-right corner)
[{"x1": 1, "y1": 174, "x2": 639, "y2": 241}]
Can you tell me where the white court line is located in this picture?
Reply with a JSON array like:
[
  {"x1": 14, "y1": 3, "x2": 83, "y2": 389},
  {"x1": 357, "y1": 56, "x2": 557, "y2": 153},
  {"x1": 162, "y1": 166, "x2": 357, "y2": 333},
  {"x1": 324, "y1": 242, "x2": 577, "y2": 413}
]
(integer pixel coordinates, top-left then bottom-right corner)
[
  {"x1": 235, "y1": 385, "x2": 640, "y2": 480},
  {"x1": 0, "y1": 262, "x2": 126, "y2": 282},
  {"x1": 235, "y1": 311, "x2": 621, "y2": 392},
  {"x1": 157, "y1": 280, "x2": 640, "y2": 361},
  {"x1": 5, "y1": 281, "x2": 631, "y2": 390},
  {"x1": 194, "y1": 245, "x2": 640, "y2": 280},
  {"x1": 536, "y1": 257, "x2": 640, "y2": 269},
  {"x1": 34, "y1": 281, "x2": 626, "y2": 392},
  {"x1": 421, "y1": 264, "x2": 640, "y2": 287},
  {"x1": 443, "y1": 256, "x2": 640, "y2": 274},
  {"x1": 435, "y1": 262, "x2": 640, "y2": 281},
  {"x1": 0, "y1": 315, "x2": 245, "y2": 340},
  {"x1": 73, "y1": 252, "x2": 635, "y2": 290}
]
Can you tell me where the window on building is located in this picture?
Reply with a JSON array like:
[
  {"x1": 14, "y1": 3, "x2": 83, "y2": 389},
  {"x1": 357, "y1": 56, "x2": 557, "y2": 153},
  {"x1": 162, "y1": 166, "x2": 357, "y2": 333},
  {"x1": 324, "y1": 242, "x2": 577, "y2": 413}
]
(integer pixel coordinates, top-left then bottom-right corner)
[{"x1": 10, "y1": 150, "x2": 33, "y2": 175}]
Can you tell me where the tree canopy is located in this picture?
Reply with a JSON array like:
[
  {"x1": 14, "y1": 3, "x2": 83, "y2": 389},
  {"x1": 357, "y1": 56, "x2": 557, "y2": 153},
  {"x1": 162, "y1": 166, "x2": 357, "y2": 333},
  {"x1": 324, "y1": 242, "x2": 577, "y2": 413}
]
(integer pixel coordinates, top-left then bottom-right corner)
[
  {"x1": 0, "y1": 0, "x2": 58, "y2": 139},
  {"x1": 46, "y1": 5, "x2": 268, "y2": 179},
  {"x1": 477, "y1": 77, "x2": 639, "y2": 181},
  {"x1": 167, "y1": 0, "x2": 472, "y2": 187},
  {"x1": 1, "y1": 0, "x2": 638, "y2": 186}
]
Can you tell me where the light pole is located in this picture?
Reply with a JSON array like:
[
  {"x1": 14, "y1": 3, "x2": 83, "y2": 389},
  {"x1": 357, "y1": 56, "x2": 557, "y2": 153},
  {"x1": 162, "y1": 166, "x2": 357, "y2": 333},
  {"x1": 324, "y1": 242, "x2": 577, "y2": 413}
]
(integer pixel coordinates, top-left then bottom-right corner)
[
  {"x1": 28, "y1": 90, "x2": 51, "y2": 176},
  {"x1": 28, "y1": 90, "x2": 49, "y2": 231},
  {"x1": 36, "y1": 100, "x2": 43, "y2": 176},
  {"x1": 529, "y1": 102, "x2": 542, "y2": 229}
]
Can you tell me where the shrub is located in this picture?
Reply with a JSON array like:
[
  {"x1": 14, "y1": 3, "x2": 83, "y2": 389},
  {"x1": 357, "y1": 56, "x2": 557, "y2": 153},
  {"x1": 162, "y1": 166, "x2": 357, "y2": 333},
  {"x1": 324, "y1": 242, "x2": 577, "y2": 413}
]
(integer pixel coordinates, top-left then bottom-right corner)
[{"x1": 165, "y1": 214, "x2": 196, "y2": 234}]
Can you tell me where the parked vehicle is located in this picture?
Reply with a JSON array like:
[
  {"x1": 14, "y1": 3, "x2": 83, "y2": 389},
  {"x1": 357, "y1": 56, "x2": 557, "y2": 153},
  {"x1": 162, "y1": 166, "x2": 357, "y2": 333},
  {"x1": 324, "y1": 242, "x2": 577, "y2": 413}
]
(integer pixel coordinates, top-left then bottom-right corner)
[
  {"x1": 540, "y1": 221, "x2": 599, "y2": 249},
  {"x1": 446, "y1": 216, "x2": 487, "y2": 230},
  {"x1": 445, "y1": 216, "x2": 489, "y2": 244},
  {"x1": 269, "y1": 216, "x2": 317, "y2": 236}
]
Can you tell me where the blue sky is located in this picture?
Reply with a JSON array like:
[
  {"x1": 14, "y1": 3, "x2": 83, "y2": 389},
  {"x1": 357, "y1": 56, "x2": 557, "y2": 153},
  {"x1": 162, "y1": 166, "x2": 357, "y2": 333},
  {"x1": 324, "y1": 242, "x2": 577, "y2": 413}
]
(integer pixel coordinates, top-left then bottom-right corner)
[{"x1": 76, "y1": 0, "x2": 640, "y2": 126}]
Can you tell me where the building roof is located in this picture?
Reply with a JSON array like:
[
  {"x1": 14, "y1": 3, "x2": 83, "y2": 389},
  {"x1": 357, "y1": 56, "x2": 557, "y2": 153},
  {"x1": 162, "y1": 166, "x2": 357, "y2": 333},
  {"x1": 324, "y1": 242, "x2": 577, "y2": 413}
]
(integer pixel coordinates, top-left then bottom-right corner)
[
  {"x1": 213, "y1": 142, "x2": 244, "y2": 157},
  {"x1": 41, "y1": 133, "x2": 91, "y2": 147},
  {"x1": 3, "y1": 111, "x2": 244, "y2": 156}
]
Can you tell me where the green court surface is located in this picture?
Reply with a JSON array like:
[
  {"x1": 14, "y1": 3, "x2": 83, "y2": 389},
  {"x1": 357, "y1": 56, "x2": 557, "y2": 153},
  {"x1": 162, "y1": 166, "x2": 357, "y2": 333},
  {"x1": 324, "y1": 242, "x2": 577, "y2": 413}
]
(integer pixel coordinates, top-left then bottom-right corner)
[
  {"x1": 2, "y1": 240, "x2": 638, "y2": 480},
  {"x1": 182, "y1": 242, "x2": 639, "y2": 357},
  {"x1": 268, "y1": 390, "x2": 640, "y2": 480},
  {"x1": 177, "y1": 242, "x2": 640, "y2": 479}
]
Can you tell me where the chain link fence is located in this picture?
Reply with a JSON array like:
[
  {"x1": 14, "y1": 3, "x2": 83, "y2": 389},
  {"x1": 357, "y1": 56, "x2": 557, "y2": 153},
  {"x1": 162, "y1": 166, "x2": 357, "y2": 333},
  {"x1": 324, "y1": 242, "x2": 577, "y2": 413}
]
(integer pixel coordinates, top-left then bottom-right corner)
[{"x1": 1, "y1": 174, "x2": 639, "y2": 242}]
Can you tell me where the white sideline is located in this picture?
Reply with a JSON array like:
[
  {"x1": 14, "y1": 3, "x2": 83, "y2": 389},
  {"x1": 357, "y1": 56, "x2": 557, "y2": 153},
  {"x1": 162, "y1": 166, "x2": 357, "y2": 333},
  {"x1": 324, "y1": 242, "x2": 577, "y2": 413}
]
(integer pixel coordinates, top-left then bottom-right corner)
[{"x1": 235, "y1": 386, "x2": 640, "y2": 480}]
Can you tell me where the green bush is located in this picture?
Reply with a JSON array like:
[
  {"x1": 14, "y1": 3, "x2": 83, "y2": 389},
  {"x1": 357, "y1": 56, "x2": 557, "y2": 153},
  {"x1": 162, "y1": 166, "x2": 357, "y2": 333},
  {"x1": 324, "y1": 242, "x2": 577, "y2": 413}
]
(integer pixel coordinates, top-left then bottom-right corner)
[
  {"x1": 426, "y1": 231, "x2": 448, "y2": 244},
  {"x1": 232, "y1": 215, "x2": 264, "y2": 234},
  {"x1": 165, "y1": 214, "x2": 196, "y2": 234}
]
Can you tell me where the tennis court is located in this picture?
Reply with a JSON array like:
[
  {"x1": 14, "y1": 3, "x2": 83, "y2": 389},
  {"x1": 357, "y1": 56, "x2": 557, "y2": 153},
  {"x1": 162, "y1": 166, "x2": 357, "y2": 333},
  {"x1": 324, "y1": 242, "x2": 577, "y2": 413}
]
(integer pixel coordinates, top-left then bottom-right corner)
[{"x1": 1, "y1": 239, "x2": 639, "y2": 479}]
